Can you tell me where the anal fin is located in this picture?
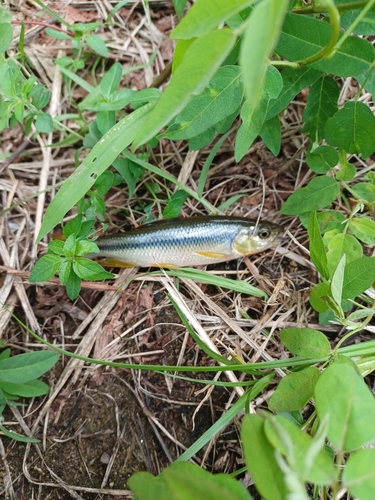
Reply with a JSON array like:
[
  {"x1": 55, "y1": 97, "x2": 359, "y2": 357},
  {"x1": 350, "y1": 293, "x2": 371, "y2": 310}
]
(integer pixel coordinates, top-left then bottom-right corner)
[
  {"x1": 194, "y1": 251, "x2": 228, "y2": 259},
  {"x1": 94, "y1": 257, "x2": 135, "y2": 268}
]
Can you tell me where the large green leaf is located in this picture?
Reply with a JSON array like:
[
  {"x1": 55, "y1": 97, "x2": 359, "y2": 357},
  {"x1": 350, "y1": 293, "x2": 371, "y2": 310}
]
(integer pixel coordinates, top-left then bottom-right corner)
[
  {"x1": 349, "y1": 217, "x2": 375, "y2": 245},
  {"x1": 163, "y1": 65, "x2": 243, "y2": 140},
  {"x1": 240, "y1": 0, "x2": 288, "y2": 123},
  {"x1": 0, "y1": 351, "x2": 59, "y2": 384},
  {"x1": 325, "y1": 101, "x2": 375, "y2": 158},
  {"x1": 344, "y1": 449, "x2": 375, "y2": 500},
  {"x1": 342, "y1": 256, "x2": 375, "y2": 299},
  {"x1": 266, "y1": 66, "x2": 322, "y2": 120},
  {"x1": 268, "y1": 366, "x2": 320, "y2": 412},
  {"x1": 264, "y1": 416, "x2": 335, "y2": 484},
  {"x1": 259, "y1": 114, "x2": 281, "y2": 155},
  {"x1": 235, "y1": 65, "x2": 282, "y2": 161},
  {"x1": 281, "y1": 176, "x2": 339, "y2": 215},
  {"x1": 280, "y1": 328, "x2": 331, "y2": 359},
  {"x1": 337, "y1": 0, "x2": 375, "y2": 35},
  {"x1": 326, "y1": 233, "x2": 363, "y2": 277},
  {"x1": 276, "y1": 13, "x2": 374, "y2": 77},
  {"x1": 302, "y1": 75, "x2": 339, "y2": 140},
  {"x1": 1, "y1": 379, "x2": 50, "y2": 398},
  {"x1": 37, "y1": 102, "x2": 154, "y2": 241},
  {"x1": 306, "y1": 145, "x2": 338, "y2": 174},
  {"x1": 170, "y1": 0, "x2": 257, "y2": 39},
  {"x1": 132, "y1": 29, "x2": 236, "y2": 148},
  {"x1": 0, "y1": 23, "x2": 13, "y2": 52},
  {"x1": 308, "y1": 211, "x2": 329, "y2": 280},
  {"x1": 241, "y1": 414, "x2": 289, "y2": 500},
  {"x1": 315, "y1": 361, "x2": 375, "y2": 452},
  {"x1": 128, "y1": 461, "x2": 252, "y2": 500}
]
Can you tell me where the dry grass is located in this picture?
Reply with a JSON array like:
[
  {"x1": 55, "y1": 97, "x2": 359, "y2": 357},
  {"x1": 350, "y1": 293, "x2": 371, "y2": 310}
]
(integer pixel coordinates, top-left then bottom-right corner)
[{"x1": 1, "y1": 2, "x2": 374, "y2": 499}]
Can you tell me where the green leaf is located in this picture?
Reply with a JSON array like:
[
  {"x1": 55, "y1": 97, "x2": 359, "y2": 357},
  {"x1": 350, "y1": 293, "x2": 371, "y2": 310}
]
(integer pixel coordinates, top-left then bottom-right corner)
[
  {"x1": 349, "y1": 217, "x2": 375, "y2": 245},
  {"x1": 35, "y1": 113, "x2": 53, "y2": 133},
  {"x1": 266, "y1": 66, "x2": 322, "y2": 120},
  {"x1": 239, "y1": 0, "x2": 288, "y2": 128},
  {"x1": 163, "y1": 65, "x2": 243, "y2": 140},
  {"x1": 59, "y1": 260, "x2": 72, "y2": 285},
  {"x1": 133, "y1": 29, "x2": 236, "y2": 148},
  {"x1": 63, "y1": 233, "x2": 76, "y2": 259},
  {"x1": 308, "y1": 211, "x2": 329, "y2": 280},
  {"x1": 325, "y1": 101, "x2": 375, "y2": 158},
  {"x1": 72, "y1": 257, "x2": 114, "y2": 281},
  {"x1": 65, "y1": 271, "x2": 81, "y2": 300},
  {"x1": 100, "y1": 62, "x2": 122, "y2": 98},
  {"x1": 0, "y1": 349, "x2": 10, "y2": 362},
  {"x1": 86, "y1": 34, "x2": 108, "y2": 57},
  {"x1": 302, "y1": 76, "x2": 339, "y2": 141},
  {"x1": 113, "y1": 157, "x2": 142, "y2": 198},
  {"x1": 0, "y1": 351, "x2": 59, "y2": 384},
  {"x1": 268, "y1": 366, "x2": 320, "y2": 412},
  {"x1": 171, "y1": 39, "x2": 195, "y2": 73},
  {"x1": 170, "y1": 0, "x2": 257, "y2": 39},
  {"x1": 75, "y1": 240, "x2": 99, "y2": 256},
  {"x1": 281, "y1": 176, "x2": 339, "y2": 215},
  {"x1": 163, "y1": 190, "x2": 188, "y2": 218},
  {"x1": 29, "y1": 254, "x2": 62, "y2": 282},
  {"x1": 350, "y1": 308, "x2": 375, "y2": 324},
  {"x1": 241, "y1": 414, "x2": 288, "y2": 500},
  {"x1": 48, "y1": 239, "x2": 65, "y2": 256},
  {"x1": 306, "y1": 145, "x2": 338, "y2": 174},
  {"x1": 63, "y1": 214, "x2": 83, "y2": 239},
  {"x1": 0, "y1": 9, "x2": 12, "y2": 23},
  {"x1": 173, "y1": 0, "x2": 188, "y2": 19},
  {"x1": 259, "y1": 114, "x2": 281, "y2": 155},
  {"x1": 342, "y1": 256, "x2": 375, "y2": 299},
  {"x1": 0, "y1": 23, "x2": 13, "y2": 52},
  {"x1": 129, "y1": 461, "x2": 252, "y2": 500},
  {"x1": 1, "y1": 379, "x2": 50, "y2": 398},
  {"x1": 309, "y1": 282, "x2": 331, "y2": 313},
  {"x1": 280, "y1": 328, "x2": 330, "y2": 359},
  {"x1": 299, "y1": 210, "x2": 346, "y2": 234},
  {"x1": 331, "y1": 254, "x2": 346, "y2": 308},
  {"x1": 188, "y1": 127, "x2": 215, "y2": 150},
  {"x1": 264, "y1": 416, "x2": 335, "y2": 484},
  {"x1": 326, "y1": 233, "x2": 362, "y2": 277},
  {"x1": 338, "y1": 0, "x2": 375, "y2": 35},
  {"x1": 344, "y1": 449, "x2": 375, "y2": 500},
  {"x1": 0, "y1": 424, "x2": 40, "y2": 443},
  {"x1": 45, "y1": 28, "x2": 72, "y2": 40},
  {"x1": 37, "y1": 102, "x2": 154, "y2": 241},
  {"x1": 276, "y1": 13, "x2": 374, "y2": 77},
  {"x1": 352, "y1": 182, "x2": 375, "y2": 203},
  {"x1": 315, "y1": 361, "x2": 375, "y2": 452},
  {"x1": 29, "y1": 84, "x2": 51, "y2": 109},
  {"x1": 97, "y1": 110, "x2": 116, "y2": 135},
  {"x1": 235, "y1": 65, "x2": 282, "y2": 161}
]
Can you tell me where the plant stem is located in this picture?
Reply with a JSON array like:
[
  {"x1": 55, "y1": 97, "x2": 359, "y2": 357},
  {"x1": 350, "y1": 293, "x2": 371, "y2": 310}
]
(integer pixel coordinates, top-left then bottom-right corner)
[
  {"x1": 11, "y1": 20, "x2": 75, "y2": 37},
  {"x1": 293, "y1": 0, "x2": 369, "y2": 14},
  {"x1": 334, "y1": 0, "x2": 375, "y2": 49},
  {"x1": 298, "y1": 1, "x2": 341, "y2": 67}
]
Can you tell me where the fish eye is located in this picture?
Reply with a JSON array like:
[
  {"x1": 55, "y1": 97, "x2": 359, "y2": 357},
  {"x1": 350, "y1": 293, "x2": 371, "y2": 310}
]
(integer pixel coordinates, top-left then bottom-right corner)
[{"x1": 258, "y1": 228, "x2": 270, "y2": 239}]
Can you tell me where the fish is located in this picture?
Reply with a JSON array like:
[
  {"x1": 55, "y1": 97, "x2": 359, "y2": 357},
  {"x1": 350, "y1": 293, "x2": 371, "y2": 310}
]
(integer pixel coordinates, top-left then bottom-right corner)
[{"x1": 93, "y1": 216, "x2": 282, "y2": 268}]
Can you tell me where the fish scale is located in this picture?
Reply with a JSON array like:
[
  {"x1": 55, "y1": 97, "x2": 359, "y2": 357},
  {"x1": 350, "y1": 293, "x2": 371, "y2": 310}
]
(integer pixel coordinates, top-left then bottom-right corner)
[{"x1": 94, "y1": 216, "x2": 281, "y2": 268}]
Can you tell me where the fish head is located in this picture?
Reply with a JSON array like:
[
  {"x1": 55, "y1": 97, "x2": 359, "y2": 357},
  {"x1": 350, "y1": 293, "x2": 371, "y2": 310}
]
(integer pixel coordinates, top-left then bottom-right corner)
[{"x1": 231, "y1": 220, "x2": 282, "y2": 256}]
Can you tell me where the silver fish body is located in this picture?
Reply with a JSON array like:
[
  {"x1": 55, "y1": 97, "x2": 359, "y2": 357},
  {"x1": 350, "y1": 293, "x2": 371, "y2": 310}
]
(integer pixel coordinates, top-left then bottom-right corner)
[{"x1": 94, "y1": 216, "x2": 281, "y2": 268}]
